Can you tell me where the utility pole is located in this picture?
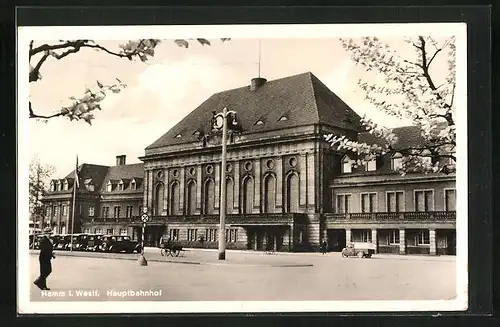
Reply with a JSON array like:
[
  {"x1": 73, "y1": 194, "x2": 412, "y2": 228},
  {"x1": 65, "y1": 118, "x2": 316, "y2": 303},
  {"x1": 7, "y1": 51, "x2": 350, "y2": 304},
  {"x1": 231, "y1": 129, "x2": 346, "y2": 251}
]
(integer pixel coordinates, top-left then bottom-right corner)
[
  {"x1": 218, "y1": 107, "x2": 228, "y2": 260},
  {"x1": 212, "y1": 107, "x2": 240, "y2": 260}
]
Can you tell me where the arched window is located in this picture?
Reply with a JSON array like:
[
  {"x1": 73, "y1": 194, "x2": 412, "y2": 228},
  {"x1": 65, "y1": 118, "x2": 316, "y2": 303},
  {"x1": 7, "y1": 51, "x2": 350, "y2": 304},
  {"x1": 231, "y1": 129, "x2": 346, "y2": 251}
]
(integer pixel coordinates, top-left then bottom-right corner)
[
  {"x1": 264, "y1": 174, "x2": 276, "y2": 213},
  {"x1": 226, "y1": 178, "x2": 234, "y2": 213},
  {"x1": 63, "y1": 179, "x2": 69, "y2": 191},
  {"x1": 204, "y1": 179, "x2": 215, "y2": 215},
  {"x1": 170, "y1": 182, "x2": 180, "y2": 215},
  {"x1": 242, "y1": 176, "x2": 254, "y2": 214},
  {"x1": 155, "y1": 183, "x2": 164, "y2": 216},
  {"x1": 186, "y1": 180, "x2": 197, "y2": 215},
  {"x1": 286, "y1": 172, "x2": 299, "y2": 212}
]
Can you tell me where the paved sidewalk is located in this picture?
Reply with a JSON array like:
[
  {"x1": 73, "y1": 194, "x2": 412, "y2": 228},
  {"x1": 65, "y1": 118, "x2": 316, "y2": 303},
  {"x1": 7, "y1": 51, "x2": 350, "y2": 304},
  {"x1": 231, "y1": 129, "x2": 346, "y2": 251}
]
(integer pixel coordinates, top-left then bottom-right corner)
[{"x1": 29, "y1": 247, "x2": 455, "y2": 267}]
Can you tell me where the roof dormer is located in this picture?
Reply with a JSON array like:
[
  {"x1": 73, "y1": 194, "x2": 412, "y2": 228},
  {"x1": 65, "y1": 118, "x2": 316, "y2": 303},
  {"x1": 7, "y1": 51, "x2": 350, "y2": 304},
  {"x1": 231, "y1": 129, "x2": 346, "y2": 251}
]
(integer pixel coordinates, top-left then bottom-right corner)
[
  {"x1": 391, "y1": 152, "x2": 403, "y2": 171},
  {"x1": 341, "y1": 155, "x2": 354, "y2": 174},
  {"x1": 363, "y1": 155, "x2": 377, "y2": 172}
]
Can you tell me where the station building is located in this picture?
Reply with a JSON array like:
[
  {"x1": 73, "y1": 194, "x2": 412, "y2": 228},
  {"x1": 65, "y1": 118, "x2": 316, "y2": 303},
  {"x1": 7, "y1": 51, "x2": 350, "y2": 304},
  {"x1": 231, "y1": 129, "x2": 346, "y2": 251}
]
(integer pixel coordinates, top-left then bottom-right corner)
[{"x1": 41, "y1": 72, "x2": 456, "y2": 255}]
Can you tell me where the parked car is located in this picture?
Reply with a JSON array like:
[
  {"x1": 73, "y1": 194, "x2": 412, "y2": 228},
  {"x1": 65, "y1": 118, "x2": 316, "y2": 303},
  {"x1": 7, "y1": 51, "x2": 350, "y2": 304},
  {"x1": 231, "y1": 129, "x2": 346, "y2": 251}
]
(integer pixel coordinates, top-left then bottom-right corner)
[
  {"x1": 341, "y1": 242, "x2": 376, "y2": 258},
  {"x1": 54, "y1": 234, "x2": 71, "y2": 251},
  {"x1": 85, "y1": 234, "x2": 103, "y2": 251},
  {"x1": 99, "y1": 235, "x2": 141, "y2": 253},
  {"x1": 68, "y1": 233, "x2": 91, "y2": 251}
]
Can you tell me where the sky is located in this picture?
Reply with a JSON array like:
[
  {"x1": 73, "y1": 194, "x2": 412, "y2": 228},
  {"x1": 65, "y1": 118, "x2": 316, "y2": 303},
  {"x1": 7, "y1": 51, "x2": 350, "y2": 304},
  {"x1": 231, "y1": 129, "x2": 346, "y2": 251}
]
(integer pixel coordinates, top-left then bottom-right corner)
[{"x1": 27, "y1": 36, "x2": 447, "y2": 177}]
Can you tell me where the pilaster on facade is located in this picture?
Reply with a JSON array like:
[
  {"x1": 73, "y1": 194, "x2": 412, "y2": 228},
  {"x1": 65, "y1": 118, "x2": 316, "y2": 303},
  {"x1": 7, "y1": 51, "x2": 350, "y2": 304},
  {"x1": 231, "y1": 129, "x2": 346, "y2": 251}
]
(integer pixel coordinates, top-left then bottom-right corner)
[
  {"x1": 233, "y1": 161, "x2": 240, "y2": 214},
  {"x1": 306, "y1": 153, "x2": 316, "y2": 213},
  {"x1": 163, "y1": 168, "x2": 169, "y2": 215},
  {"x1": 179, "y1": 167, "x2": 185, "y2": 214},
  {"x1": 146, "y1": 170, "x2": 153, "y2": 212},
  {"x1": 371, "y1": 229, "x2": 378, "y2": 253},
  {"x1": 196, "y1": 165, "x2": 202, "y2": 214},
  {"x1": 399, "y1": 229, "x2": 406, "y2": 255},
  {"x1": 429, "y1": 228, "x2": 437, "y2": 256},
  {"x1": 253, "y1": 159, "x2": 261, "y2": 213},
  {"x1": 346, "y1": 228, "x2": 352, "y2": 243},
  {"x1": 214, "y1": 163, "x2": 220, "y2": 212},
  {"x1": 276, "y1": 156, "x2": 283, "y2": 210},
  {"x1": 299, "y1": 154, "x2": 307, "y2": 208}
]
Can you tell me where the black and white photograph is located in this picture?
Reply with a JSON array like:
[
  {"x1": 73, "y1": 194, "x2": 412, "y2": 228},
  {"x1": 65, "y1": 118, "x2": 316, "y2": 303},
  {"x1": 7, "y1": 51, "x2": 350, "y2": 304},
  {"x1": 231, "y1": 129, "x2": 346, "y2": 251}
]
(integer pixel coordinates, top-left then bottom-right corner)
[{"x1": 17, "y1": 22, "x2": 468, "y2": 313}]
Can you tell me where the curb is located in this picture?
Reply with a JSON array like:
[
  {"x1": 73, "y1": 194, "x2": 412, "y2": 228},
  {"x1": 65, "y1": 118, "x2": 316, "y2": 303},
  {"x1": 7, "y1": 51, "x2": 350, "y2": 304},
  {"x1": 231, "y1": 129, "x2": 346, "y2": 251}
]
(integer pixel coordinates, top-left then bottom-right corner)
[{"x1": 29, "y1": 251, "x2": 313, "y2": 268}]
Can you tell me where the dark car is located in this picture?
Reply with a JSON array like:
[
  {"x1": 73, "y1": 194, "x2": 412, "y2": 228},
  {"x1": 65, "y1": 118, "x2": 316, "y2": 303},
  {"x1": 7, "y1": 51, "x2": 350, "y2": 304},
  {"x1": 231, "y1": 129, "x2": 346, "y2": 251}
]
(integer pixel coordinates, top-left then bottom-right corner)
[
  {"x1": 54, "y1": 234, "x2": 71, "y2": 251},
  {"x1": 68, "y1": 233, "x2": 91, "y2": 251},
  {"x1": 85, "y1": 234, "x2": 103, "y2": 251},
  {"x1": 99, "y1": 235, "x2": 141, "y2": 253}
]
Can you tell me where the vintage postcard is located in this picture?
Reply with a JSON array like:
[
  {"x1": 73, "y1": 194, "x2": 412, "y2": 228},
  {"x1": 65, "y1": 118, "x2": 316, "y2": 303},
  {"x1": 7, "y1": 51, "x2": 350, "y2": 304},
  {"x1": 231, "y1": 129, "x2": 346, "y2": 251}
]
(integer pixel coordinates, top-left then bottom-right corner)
[{"x1": 18, "y1": 22, "x2": 468, "y2": 314}]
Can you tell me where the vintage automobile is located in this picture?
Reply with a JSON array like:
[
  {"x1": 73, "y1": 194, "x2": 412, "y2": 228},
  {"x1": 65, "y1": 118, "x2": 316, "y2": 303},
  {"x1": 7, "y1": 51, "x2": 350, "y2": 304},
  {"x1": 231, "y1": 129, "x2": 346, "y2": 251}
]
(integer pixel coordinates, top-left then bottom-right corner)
[
  {"x1": 341, "y1": 242, "x2": 376, "y2": 258},
  {"x1": 99, "y1": 235, "x2": 141, "y2": 253},
  {"x1": 54, "y1": 234, "x2": 72, "y2": 251},
  {"x1": 68, "y1": 233, "x2": 91, "y2": 251},
  {"x1": 85, "y1": 234, "x2": 103, "y2": 251}
]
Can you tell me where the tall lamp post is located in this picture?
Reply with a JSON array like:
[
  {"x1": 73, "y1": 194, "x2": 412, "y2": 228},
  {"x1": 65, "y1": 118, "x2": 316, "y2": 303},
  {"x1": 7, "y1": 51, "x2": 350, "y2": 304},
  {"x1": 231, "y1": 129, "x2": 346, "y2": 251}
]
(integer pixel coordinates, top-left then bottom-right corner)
[{"x1": 212, "y1": 107, "x2": 240, "y2": 260}]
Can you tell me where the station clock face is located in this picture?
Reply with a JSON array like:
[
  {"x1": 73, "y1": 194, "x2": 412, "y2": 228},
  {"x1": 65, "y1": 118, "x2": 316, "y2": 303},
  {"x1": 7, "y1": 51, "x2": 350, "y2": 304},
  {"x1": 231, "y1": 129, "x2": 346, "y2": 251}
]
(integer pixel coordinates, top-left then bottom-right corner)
[{"x1": 214, "y1": 115, "x2": 224, "y2": 129}]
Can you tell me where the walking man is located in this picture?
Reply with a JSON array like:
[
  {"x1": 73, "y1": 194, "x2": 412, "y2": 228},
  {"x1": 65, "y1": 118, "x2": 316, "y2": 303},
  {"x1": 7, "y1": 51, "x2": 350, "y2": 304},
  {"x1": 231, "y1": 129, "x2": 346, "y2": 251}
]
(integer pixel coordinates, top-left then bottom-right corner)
[
  {"x1": 321, "y1": 239, "x2": 328, "y2": 255},
  {"x1": 34, "y1": 235, "x2": 55, "y2": 290}
]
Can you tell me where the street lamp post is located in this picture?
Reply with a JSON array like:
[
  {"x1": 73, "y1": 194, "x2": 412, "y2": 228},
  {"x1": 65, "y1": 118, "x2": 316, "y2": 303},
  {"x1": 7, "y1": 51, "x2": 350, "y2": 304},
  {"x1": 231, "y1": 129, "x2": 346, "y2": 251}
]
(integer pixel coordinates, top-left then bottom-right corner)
[{"x1": 212, "y1": 107, "x2": 239, "y2": 261}]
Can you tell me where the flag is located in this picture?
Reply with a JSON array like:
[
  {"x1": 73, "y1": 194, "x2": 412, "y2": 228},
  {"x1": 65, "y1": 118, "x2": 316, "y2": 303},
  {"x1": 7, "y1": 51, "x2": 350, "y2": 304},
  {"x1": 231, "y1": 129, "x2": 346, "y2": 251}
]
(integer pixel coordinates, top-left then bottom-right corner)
[{"x1": 75, "y1": 155, "x2": 80, "y2": 189}]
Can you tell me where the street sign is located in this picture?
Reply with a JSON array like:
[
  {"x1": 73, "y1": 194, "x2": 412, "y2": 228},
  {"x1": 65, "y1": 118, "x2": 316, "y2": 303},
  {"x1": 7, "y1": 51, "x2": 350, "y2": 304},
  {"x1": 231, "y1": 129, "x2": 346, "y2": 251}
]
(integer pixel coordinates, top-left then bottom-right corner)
[
  {"x1": 141, "y1": 213, "x2": 149, "y2": 223},
  {"x1": 142, "y1": 207, "x2": 148, "y2": 214}
]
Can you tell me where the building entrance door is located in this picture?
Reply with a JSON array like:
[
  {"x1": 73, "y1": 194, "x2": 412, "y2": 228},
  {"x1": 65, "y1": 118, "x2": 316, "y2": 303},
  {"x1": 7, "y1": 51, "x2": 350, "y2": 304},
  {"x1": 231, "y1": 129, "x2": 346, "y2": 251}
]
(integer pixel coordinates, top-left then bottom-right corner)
[{"x1": 327, "y1": 229, "x2": 346, "y2": 252}]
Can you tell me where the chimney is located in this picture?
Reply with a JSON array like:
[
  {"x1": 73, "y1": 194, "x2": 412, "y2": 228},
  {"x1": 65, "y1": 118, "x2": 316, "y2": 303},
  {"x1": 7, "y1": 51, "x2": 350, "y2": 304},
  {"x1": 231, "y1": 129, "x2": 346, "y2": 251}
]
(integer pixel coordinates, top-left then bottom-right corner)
[
  {"x1": 116, "y1": 155, "x2": 126, "y2": 166},
  {"x1": 250, "y1": 77, "x2": 267, "y2": 91}
]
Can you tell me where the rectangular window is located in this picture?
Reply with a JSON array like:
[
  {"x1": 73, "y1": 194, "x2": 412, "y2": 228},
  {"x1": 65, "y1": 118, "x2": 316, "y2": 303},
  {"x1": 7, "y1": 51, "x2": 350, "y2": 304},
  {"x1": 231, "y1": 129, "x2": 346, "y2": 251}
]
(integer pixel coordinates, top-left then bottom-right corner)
[
  {"x1": 125, "y1": 206, "x2": 134, "y2": 218},
  {"x1": 113, "y1": 206, "x2": 121, "y2": 218},
  {"x1": 131, "y1": 182, "x2": 136, "y2": 190},
  {"x1": 388, "y1": 230, "x2": 400, "y2": 245},
  {"x1": 387, "y1": 191, "x2": 404, "y2": 212},
  {"x1": 103, "y1": 206, "x2": 109, "y2": 218},
  {"x1": 342, "y1": 162, "x2": 352, "y2": 174},
  {"x1": 118, "y1": 184, "x2": 124, "y2": 191},
  {"x1": 415, "y1": 190, "x2": 434, "y2": 212},
  {"x1": 107, "y1": 184, "x2": 112, "y2": 192},
  {"x1": 187, "y1": 229, "x2": 198, "y2": 242},
  {"x1": 120, "y1": 228, "x2": 128, "y2": 236},
  {"x1": 106, "y1": 228, "x2": 114, "y2": 235},
  {"x1": 415, "y1": 230, "x2": 430, "y2": 245},
  {"x1": 361, "y1": 193, "x2": 377, "y2": 213},
  {"x1": 336, "y1": 194, "x2": 352, "y2": 213},
  {"x1": 169, "y1": 228, "x2": 180, "y2": 241},
  {"x1": 205, "y1": 228, "x2": 217, "y2": 242},
  {"x1": 445, "y1": 189, "x2": 456, "y2": 211},
  {"x1": 54, "y1": 205, "x2": 59, "y2": 217},
  {"x1": 364, "y1": 159, "x2": 377, "y2": 171},
  {"x1": 95, "y1": 228, "x2": 102, "y2": 234},
  {"x1": 83, "y1": 228, "x2": 90, "y2": 234},
  {"x1": 88, "y1": 206, "x2": 95, "y2": 217},
  {"x1": 61, "y1": 205, "x2": 67, "y2": 216},
  {"x1": 391, "y1": 157, "x2": 403, "y2": 170},
  {"x1": 352, "y1": 230, "x2": 372, "y2": 243}
]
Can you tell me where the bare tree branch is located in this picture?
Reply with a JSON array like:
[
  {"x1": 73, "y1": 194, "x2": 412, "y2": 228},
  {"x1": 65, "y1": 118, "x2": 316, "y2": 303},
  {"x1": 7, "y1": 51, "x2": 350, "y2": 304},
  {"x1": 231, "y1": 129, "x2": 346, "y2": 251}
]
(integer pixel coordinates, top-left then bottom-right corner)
[{"x1": 29, "y1": 52, "x2": 50, "y2": 82}]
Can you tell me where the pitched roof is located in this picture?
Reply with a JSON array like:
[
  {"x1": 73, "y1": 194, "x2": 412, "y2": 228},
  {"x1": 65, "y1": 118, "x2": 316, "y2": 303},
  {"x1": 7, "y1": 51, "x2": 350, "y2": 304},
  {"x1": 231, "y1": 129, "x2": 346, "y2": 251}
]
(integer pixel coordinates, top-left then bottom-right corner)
[
  {"x1": 146, "y1": 72, "x2": 362, "y2": 149},
  {"x1": 358, "y1": 125, "x2": 425, "y2": 150},
  {"x1": 100, "y1": 163, "x2": 144, "y2": 192},
  {"x1": 64, "y1": 164, "x2": 109, "y2": 192}
]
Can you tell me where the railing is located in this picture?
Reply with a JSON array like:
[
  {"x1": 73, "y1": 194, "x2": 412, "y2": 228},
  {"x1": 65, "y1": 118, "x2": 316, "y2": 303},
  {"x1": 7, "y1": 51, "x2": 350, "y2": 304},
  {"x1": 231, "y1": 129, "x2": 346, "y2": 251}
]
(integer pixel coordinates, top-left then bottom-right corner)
[
  {"x1": 83, "y1": 213, "x2": 308, "y2": 225},
  {"x1": 325, "y1": 211, "x2": 456, "y2": 222}
]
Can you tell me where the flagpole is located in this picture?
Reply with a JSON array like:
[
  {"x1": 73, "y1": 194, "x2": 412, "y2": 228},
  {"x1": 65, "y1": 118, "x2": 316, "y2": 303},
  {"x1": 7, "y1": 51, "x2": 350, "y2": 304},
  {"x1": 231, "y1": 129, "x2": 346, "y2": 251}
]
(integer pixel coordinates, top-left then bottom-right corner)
[{"x1": 70, "y1": 156, "x2": 78, "y2": 252}]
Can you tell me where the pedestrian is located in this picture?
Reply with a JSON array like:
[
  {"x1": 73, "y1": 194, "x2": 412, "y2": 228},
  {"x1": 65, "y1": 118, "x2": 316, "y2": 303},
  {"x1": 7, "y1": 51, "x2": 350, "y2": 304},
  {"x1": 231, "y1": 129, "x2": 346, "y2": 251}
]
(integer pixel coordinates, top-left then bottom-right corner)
[
  {"x1": 321, "y1": 240, "x2": 327, "y2": 255},
  {"x1": 34, "y1": 235, "x2": 55, "y2": 290}
]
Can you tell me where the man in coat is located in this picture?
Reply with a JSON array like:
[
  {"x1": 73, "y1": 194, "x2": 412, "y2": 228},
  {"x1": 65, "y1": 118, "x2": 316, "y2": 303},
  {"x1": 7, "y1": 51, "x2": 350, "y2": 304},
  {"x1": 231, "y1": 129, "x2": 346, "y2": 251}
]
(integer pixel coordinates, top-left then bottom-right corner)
[{"x1": 34, "y1": 235, "x2": 55, "y2": 290}]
